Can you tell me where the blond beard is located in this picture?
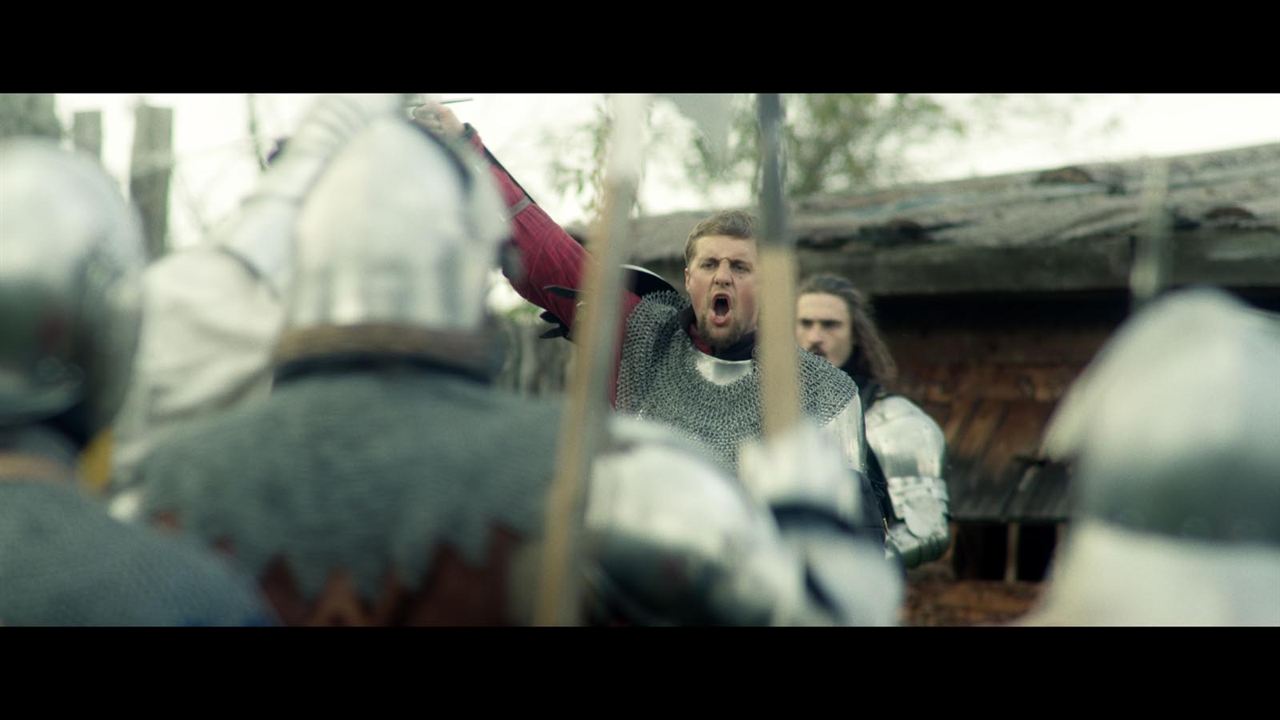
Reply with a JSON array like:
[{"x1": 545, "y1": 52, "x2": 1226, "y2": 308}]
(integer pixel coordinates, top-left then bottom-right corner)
[{"x1": 695, "y1": 314, "x2": 750, "y2": 354}]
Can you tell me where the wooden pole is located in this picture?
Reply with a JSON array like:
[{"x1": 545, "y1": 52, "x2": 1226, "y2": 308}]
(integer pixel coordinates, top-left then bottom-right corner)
[
  {"x1": 755, "y1": 93, "x2": 801, "y2": 440},
  {"x1": 1129, "y1": 157, "x2": 1172, "y2": 313},
  {"x1": 71, "y1": 110, "x2": 103, "y2": 160},
  {"x1": 247, "y1": 94, "x2": 267, "y2": 171},
  {"x1": 129, "y1": 103, "x2": 174, "y2": 262},
  {"x1": 1005, "y1": 521, "x2": 1021, "y2": 583},
  {"x1": 535, "y1": 94, "x2": 648, "y2": 626},
  {"x1": 0, "y1": 93, "x2": 61, "y2": 140}
]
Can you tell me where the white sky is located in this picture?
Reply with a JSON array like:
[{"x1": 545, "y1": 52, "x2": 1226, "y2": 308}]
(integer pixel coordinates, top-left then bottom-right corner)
[
  {"x1": 53, "y1": 92, "x2": 1280, "y2": 256},
  {"x1": 54, "y1": 93, "x2": 604, "y2": 252},
  {"x1": 910, "y1": 93, "x2": 1280, "y2": 181}
]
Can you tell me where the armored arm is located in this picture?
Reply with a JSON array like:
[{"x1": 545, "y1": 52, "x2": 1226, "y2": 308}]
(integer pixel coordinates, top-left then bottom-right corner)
[
  {"x1": 738, "y1": 422, "x2": 903, "y2": 625},
  {"x1": 218, "y1": 94, "x2": 406, "y2": 295},
  {"x1": 107, "y1": 96, "x2": 407, "y2": 494},
  {"x1": 818, "y1": 397, "x2": 889, "y2": 543},
  {"x1": 418, "y1": 106, "x2": 601, "y2": 333},
  {"x1": 866, "y1": 396, "x2": 951, "y2": 568},
  {"x1": 581, "y1": 419, "x2": 901, "y2": 626}
]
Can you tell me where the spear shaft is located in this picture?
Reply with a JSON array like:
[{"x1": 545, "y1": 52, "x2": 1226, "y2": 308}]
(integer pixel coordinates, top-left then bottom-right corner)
[{"x1": 535, "y1": 94, "x2": 649, "y2": 626}]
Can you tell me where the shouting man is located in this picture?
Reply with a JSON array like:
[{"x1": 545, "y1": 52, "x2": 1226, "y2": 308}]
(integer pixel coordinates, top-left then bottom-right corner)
[{"x1": 418, "y1": 101, "x2": 885, "y2": 544}]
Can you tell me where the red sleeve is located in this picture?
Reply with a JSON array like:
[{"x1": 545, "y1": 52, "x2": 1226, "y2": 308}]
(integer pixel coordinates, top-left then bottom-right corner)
[{"x1": 468, "y1": 129, "x2": 642, "y2": 333}]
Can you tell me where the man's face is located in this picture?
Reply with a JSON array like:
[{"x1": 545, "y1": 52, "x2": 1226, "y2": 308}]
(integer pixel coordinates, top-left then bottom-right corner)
[
  {"x1": 683, "y1": 235, "x2": 759, "y2": 351},
  {"x1": 796, "y1": 292, "x2": 853, "y2": 368}
]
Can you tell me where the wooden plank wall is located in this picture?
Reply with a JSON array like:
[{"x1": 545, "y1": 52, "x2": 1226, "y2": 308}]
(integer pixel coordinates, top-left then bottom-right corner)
[{"x1": 874, "y1": 292, "x2": 1127, "y2": 524}]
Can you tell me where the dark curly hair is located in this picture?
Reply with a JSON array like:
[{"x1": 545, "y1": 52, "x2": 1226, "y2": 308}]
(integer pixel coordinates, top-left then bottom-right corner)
[{"x1": 797, "y1": 273, "x2": 897, "y2": 389}]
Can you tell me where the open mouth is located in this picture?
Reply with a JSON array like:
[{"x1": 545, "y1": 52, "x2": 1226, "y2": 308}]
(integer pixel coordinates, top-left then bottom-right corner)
[{"x1": 711, "y1": 294, "x2": 732, "y2": 325}]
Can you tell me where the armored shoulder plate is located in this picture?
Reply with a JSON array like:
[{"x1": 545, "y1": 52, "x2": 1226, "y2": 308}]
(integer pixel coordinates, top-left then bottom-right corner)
[
  {"x1": 820, "y1": 399, "x2": 869, "y2": 478},
  {"x1": 865, "y1": 396, "x2": 950, "y2": 567},
  {"x1": 865, "y1": 396, "x2": 944, "y2": 479}
]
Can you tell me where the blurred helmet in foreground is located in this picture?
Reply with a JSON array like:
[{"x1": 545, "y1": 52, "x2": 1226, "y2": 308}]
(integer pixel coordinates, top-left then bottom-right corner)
[
  {"x1": 0, "y1": 139, "x2": 144, "y2": 444},
  {"x1": 277, "y1": 115, "x2": 508, "y2": 370},
  {"x1": 1032, "y1": 288, "x2": 1280, "y2": 625}
]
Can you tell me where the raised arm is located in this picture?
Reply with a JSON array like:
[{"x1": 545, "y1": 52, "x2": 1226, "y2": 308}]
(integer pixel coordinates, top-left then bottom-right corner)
[{"x1": 412, "y1": 102, "x2": 641, "y2": 333}]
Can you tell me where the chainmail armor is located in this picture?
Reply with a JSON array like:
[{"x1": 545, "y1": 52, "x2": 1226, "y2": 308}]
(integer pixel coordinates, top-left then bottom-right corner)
[
  {"x1": 617, "y1": 291, "x2": 858, "y2": 473},
  {"x1": 0, "y1": 482, "x2": 272, "y2": 626},
  {"x1": 135, "y1": 367, "x2": 560, "y2": 604}
]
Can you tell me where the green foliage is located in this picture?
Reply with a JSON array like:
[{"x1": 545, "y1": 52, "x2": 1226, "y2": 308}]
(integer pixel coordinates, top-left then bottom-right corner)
[
  {"x1": 543, "y1": 96, "x2": 614, "y2": 221},
  {"x1": 686, "y1": 93, "x2": 967, "y2": 197},
  {"x1": 503, "y1": 298, "x2": 547, "y2": 320},
  {"x1": 542, "y1": 94, "x2": 970, "y2": 218}
]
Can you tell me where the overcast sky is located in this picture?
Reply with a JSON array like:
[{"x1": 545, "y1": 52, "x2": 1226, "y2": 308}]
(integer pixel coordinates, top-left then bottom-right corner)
[{"x1": 54, "y1": 93, "x2": 1280, "y2": 255}]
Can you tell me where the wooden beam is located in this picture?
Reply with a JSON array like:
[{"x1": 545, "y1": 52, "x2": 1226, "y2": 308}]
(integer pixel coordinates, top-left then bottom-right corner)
[
  {"x1": 129, "y1": 104, "x2": 174, "y2": 262},
  {"x1": 626, "y1": 230, "x2": 1280, "y2": 299},
  {"x1": 72, "y1": 110, "x2": 103, "y2": 160},
  {"x1": 1005, "y1": 522, "x2": 1020, "y2": 583},
  {"x1": 798, "y1": 239, "x2": 1133, "y2": 297},
  {"x1": 1169, "y1": 231, "x2": 1280, "y2": 287},
  {"x1": 0, "y1": 93, "x2": 61, "y2": 140},
  {"x1": 814, "y1": 231, "x2": 1280, "y2": 297}
]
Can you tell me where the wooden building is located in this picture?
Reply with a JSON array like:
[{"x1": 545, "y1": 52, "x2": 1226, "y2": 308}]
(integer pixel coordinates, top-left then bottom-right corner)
[
  {"x1": 499, "y1": 141, "x2": 1280, "y2": 622},
  {"x1": 621, "y1": 141, "x2": 1280, "y2": 612}
]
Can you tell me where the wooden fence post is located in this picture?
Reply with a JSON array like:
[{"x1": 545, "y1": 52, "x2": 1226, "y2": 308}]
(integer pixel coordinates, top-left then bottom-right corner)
[
  {"x1": 0, "y1": 93, "x2": 61, "y2": 140},
  {"x1": 129, "y1": 103, "x2": 174, "y2": 262},
  {"x1": 71, "y1": 110, "x2": 103, "y2": 160},
  {"x1": 1005, "y1": 521, "x2": 1021, "y2": 583}
]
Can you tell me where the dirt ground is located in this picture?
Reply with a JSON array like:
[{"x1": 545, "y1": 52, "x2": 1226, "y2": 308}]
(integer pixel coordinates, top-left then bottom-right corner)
[{"x1": 899, "y1": 562, "x2": 1045, "y2": 626}]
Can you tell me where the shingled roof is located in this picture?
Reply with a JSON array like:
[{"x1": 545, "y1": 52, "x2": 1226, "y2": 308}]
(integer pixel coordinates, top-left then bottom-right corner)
[
  {"x1": 626, "y1": 142, "x2": 1280, "y2": 296},
  {"x1": 601, "y1": 142, "x2": 1280, "y2": 528}
]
